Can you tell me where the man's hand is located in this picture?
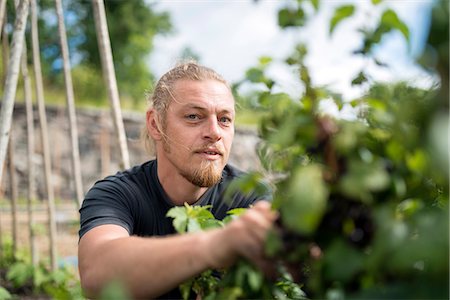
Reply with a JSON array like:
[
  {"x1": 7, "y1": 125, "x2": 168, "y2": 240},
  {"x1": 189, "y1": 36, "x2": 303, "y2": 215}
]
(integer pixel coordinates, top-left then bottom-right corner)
[{"x1": 204, "y1": 201, "x2": 277, "y2": 272}]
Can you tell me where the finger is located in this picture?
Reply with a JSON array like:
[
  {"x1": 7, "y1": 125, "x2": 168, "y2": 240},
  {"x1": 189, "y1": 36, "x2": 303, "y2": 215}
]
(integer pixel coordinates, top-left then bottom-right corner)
[
  {"x1": 240, "y1": 210, "x2": 273, "y2": 242},
  {"x1": 251, "y1": 201, "x2": 278, "y2": 221},
  {"x1": 235, "y1": 233, "x2": 264, "y2": 259},
  {"x1": 252, "y1": 200, "x2": 271, "y2": 210}
]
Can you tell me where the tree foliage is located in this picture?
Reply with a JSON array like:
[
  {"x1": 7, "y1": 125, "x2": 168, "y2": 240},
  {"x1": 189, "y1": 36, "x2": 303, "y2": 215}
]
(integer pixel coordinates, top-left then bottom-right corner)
[
  {"x1": 4, "y1": 0, "x2": 172, "y2": 106},
  {"x1": 68, "y1": 0, "x2": 171, "y2": 104}
]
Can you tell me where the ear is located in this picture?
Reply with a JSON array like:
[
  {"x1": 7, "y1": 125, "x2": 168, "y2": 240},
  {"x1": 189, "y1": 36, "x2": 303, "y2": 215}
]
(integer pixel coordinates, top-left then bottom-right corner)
[{"x1": 146, "y1": 109, "x2": 163, "y2": 141}]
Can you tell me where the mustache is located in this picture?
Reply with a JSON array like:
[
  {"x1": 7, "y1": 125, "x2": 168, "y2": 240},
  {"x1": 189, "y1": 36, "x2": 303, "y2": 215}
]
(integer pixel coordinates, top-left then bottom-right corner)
[{"x1": 192, "y1": 144, "x2": 225, "y2": 156}]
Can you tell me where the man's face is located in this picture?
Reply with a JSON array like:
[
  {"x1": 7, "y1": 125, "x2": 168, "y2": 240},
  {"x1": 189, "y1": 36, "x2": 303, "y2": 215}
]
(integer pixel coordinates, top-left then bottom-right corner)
[{"x1": 158, "y1": 79, "x2": 235, "y2": 187}]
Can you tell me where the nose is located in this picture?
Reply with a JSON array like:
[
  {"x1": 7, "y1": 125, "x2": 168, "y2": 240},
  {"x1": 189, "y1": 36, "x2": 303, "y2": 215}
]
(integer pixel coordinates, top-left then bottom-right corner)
[{"x1": 203, "y1": 116, "x2": 222, "y2": 142}]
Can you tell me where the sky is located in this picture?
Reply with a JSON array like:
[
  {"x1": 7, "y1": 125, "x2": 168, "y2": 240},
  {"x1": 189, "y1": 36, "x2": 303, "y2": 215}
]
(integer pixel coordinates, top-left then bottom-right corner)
[{"x1": 148, "y1": 0, "x2": 436, "y2": 104}]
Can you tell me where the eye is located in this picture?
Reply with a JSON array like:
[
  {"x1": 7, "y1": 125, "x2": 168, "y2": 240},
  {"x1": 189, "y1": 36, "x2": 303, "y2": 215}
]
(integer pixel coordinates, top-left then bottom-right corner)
[
  {"x1": 219, "y1": 116, "x2": 233, "y2": 126},
  {"x1": 185, "y1": 114, "x2": 200, "y2": 121}
]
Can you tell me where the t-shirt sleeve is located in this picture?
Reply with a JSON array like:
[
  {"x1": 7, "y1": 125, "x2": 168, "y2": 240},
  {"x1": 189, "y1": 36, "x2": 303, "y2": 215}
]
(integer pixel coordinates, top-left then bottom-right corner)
[{"x1": 79, "y1": 178, "x2": 135, "y2": 239}]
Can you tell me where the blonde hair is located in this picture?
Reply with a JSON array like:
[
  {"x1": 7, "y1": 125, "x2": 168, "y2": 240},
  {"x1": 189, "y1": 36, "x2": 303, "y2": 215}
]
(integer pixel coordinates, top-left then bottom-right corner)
[{"x1": 142, "y1": 60, "x2": 230, "y2": 154}]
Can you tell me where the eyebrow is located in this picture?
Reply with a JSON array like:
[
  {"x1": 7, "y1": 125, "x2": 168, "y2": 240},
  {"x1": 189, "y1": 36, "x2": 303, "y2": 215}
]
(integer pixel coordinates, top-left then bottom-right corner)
[{"x1": 182, "y1": 104, "x2": 235, "y2": 115}]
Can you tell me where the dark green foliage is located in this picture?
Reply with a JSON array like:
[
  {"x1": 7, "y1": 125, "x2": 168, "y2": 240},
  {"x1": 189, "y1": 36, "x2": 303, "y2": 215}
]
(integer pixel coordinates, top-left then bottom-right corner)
[
  {"x1": 199, "y1": 0, "x2": 448, "y2": 299},
  {"x1": 251, "y1": 1, "x2": 447, "y2": 298}
]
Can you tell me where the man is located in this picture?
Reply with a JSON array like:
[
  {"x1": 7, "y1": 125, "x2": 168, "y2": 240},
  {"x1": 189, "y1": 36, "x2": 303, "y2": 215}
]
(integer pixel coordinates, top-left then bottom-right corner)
[{"x1": 78, "y1": 62, "x2": 276, "y2": 299}]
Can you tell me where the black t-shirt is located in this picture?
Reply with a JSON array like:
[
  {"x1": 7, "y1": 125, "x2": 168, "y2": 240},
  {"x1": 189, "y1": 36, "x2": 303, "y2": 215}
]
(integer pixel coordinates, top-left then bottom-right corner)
[{"x1": 79, "y1": 159, "x2": 271, "y2": 299}]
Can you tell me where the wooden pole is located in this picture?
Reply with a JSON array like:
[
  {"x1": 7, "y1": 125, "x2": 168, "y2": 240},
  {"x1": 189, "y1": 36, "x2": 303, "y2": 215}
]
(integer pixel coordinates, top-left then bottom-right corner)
[
  {"x1": 1, "y1": 10, "x2": 8, "y2": 96},
  {"x1": 11, "y1": 0, "x2": 39, "y2": 267},
  {"x1": 100, "y1": 111, "x2": 110, "y2": 178},
  {"x1": 7, "y1": 130, "x2": 18, "y2": 254},
  {"x1": 0, "y1": 10, "x2": 8, "y2": 257},
  {"x1": 30, "y1": 0, "x2": 57, "y2": 271},
  {"x1": 0, "y1": 0, "x2": 7, "y2": 43},
  {"x1": 91, "y1": 0, "x2": 130, "y2": 169},
  {"x1": 0, "y1": 0, "x2": 29, "y2": 184},
  {"x1": 55, "y1": 0, "x2": 83, "y2": 207},
  {"x1": 18, "y1": 31, "x2": 38, "y2": 265},
  {"x1": 21, "y1": 40, "x2": 38, "y2": 265}
]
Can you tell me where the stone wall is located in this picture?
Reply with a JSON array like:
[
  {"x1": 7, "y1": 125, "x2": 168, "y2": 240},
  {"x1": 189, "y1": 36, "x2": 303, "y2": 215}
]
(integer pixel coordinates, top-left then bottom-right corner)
[{"x1": 1, "y1": 104, "x2": 260, "y2": 201}]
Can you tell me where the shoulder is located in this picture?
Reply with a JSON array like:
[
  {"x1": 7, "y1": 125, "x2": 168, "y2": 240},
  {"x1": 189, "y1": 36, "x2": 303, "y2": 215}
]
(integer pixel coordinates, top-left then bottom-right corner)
[
  {"x1": 79, "y1": 160, "x2": 156, "y2": 238},
  {"x1": 84, "y1": 160, "x2": 155, "y2": 201},
  {"x1": 107, "y1": 160, "x2": 154, "y2": 182}
]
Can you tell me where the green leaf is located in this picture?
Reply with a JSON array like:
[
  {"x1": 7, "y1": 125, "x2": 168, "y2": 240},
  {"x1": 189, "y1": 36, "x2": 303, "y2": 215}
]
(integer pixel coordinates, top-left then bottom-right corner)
[
  {"x1": 166, "y1": 206, "x2": 188, "y2": 233},
  {"x1": 281, "y1": 164, "x2": 328, "y2": 234},
  {"x1": 333, "y1": 121, "x2": 367, "y2": 154},
  {"x1": 258, "y1": 56, "x2": 272, "y2": 67},
  {"x1": 278, "y1": 8, "x2": 305, "y2": 28},
  {"x1": 33, "y1": 265, "x2": 49, "y2": 288},
  {"x1": 367, "y1": 98, "x2": 387, "y2": 111},
  {"x1": 351, "y1": 71, "x2": 368, "y2": 85},
  {"x1": 381, "y1": 9, "x2": 410, "y2": 42},
  {"x1": 329, "y1": 5, "x2": 355, "y2": 35},
  {"x1": 187, "y1": 218, "x2": 202, "y2": 233},
  {"x1": 386, "y1": 140, "x2": 404, "y2": 162},
  {"x1": 247, "y1": 269, "x2": 263, "y2": 292},
  {"x1": 265, "y1": 229, "x2": 283, "y2": 257},
  {"x1": 406, "y1": 149, "x2": 427, "y2": 173},
  {"x1": 200, "y1": 218, "x2": 223, "y2": 230},
  {"x1": 227, "y1": 207, "x2": 247, "y2": 217},
  {"x1": 0, "y1": 287, "x2": 11, "y2": 300},
  {"x1": 223, "y1": 172, "x2": 269, "y2": 203},
  {"x1": 185, "y1": 204, "x2": 217, "y2": 231},
  {"x1": 396, "y1": 199, "x2": 424, "y2": 218},
  {"x1": 166, "y1": 206, "x2": 186, "y2": 219},
  {"x1": 245, "y1": 67, "x2": 265, "y2": 83},
  {"x1": 311, "y1": 0, "x2": 320, "y2": 12},
  {"x1": 6, "y1": 262, "x2": 33, "y2": 287},
  {"x1": 393, "y1": 176, "x2": 407, "y2": 198},
  {"x1": 216, "y1": 287, "x2": 242, "y2": 300},
  {"x1": 339, "y1": 159, "x2": 390, "y2": 202},
  {"x1": 179, "y1": 279, "x2": 193, "y2": 300},
  {"x1": 371, "y1": 0, "x2": 382, "y2": 4},
  {"x1": 323, "y1": 239, "x2": 364, "y2": 282}
]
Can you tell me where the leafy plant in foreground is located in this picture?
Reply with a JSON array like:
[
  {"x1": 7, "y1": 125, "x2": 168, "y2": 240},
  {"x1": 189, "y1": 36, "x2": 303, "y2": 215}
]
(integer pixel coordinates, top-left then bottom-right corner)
[
  {"x1": 167, "y1": 204, "x2": 306, "y2": 300},
  {"x1": 234, "y1": 1, "x2": 448, "y2": 299},
  {"x1": 170, "y1": 0, "x2": 448, "y2": 299}
]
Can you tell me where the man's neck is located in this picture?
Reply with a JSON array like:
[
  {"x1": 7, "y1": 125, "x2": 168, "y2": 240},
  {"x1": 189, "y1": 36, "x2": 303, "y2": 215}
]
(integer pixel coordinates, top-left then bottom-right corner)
[{"x1": 156, "y1": 163, "x2": 209, "y2": 206}]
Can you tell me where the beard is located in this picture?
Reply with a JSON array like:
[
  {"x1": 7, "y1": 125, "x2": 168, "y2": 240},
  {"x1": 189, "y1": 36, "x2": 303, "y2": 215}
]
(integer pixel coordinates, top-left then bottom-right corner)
[
  {"x1": 180, "y1": 159, "x2": 223, "y2": 187},
  {"x1": 162, "y1": 137, "x2": 224, "y2": 188}
]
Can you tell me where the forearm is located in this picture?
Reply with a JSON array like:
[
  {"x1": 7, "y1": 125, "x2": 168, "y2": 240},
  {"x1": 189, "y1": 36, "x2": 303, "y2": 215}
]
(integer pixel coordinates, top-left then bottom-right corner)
[
  {"x1": 78, "y1": 201, "x2": 275, "y2": 298},
  {"x1": 79, "y1": 230, "x2": 219, "y2": 298}
]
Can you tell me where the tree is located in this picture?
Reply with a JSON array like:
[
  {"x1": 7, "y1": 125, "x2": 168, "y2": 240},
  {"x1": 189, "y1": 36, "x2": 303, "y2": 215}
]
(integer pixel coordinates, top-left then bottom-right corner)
[{"x1": 35, "y1": 0, "x2": 172, "y2": 106}]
